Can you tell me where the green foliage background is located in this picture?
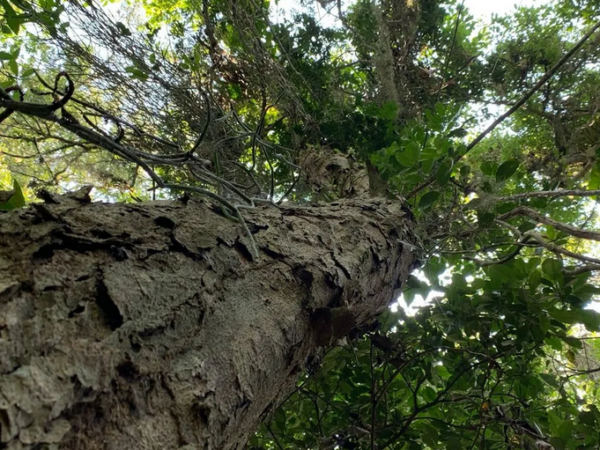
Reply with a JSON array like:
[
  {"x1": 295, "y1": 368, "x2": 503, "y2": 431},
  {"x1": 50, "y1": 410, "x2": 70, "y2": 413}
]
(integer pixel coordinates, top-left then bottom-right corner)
[{"x1": 1, "y1": 0, "x2": 600, "y2": 448}]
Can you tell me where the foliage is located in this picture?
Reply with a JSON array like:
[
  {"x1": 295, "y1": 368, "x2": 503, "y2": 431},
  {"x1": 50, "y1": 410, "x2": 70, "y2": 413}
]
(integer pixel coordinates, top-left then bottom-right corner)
[
  {"x1": 1, "y1": 0, "x2": 600, "y2": 448},
  {"x1": 0, "y1": 178, "x2": 25, "y2": 209},
  {"x1": 252, "y1": 256, "x2": 600, "y2": 449}
]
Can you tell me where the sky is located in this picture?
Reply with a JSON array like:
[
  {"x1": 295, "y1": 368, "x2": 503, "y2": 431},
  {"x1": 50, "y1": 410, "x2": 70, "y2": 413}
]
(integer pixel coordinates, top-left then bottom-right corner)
[
  {"x1": 464, "y1": 0, "x2": 552, "y2": 22},
  {"x1": 272, "y1": 0, "x2": 554, "y2": 27}
]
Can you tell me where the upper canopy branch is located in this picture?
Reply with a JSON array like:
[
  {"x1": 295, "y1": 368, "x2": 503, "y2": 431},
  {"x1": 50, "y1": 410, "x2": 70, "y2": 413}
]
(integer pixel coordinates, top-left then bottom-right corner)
[
  {"x1": 495, "y1": 189, "x2": 600, "y2": 202},
  {"x1": 405, "y1": 18, "x2": 600, "y2": 200},
  {"x1": 499, "y1": 206, "x2": 600, "y2": 242}
]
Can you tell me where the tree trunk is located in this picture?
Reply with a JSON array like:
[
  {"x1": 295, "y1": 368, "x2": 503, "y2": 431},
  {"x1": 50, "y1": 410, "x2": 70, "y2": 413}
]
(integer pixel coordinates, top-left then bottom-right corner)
[{"x1": 0, "y1": 192, "x2": 416, "y2": 450}]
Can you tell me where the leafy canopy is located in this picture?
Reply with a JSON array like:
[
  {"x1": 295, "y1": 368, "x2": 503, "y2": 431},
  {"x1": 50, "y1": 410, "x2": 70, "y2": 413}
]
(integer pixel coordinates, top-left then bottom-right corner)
[{"x1": 1, "y1": 0, "x2": 600, "y2": 448}]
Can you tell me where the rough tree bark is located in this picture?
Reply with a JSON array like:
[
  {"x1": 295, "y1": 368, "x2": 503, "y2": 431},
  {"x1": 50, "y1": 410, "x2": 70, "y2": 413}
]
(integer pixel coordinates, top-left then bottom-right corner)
[{"x1": 0, "y1": 190, "x2": 416, "y2": 450}]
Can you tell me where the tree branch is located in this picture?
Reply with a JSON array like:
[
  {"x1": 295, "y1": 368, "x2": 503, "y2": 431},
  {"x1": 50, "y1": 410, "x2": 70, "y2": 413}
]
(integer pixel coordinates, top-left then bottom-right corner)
[
  {"x1": 562, "y1": 264, "x2": 600, "y2": 276},
  {"x1": 500, "y1": 206, "x2": 600, "y2": 242},
  {"x1": 495, "y1": 189, "x2": 600, "y2": 202},
  {"x1": 524, "y1": 231, "x2": 600, "y2": 264},
  {"x1": 405, "y1": 18, "x2": 600, "y2": 200}
]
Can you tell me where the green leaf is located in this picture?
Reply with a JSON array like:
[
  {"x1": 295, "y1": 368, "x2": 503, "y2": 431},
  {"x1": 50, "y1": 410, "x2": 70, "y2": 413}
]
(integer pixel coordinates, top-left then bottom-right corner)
[
  {"x1": 226, "y1": 83, "x2": 242, "y2": 100},
  {"x1": 540, "y1": 373, "x2": 559, "y2": 388},
  {"x1": 0, "y1": 52, "x2": 13, "y2": 60},
  {"x1": 377, "y1": 101, "x2": 398, "y2": 121},
  {"x1": 545, "y1": 336, "x2": 562, "y2": 350},
  {"x1": 487, "y1": 263, "x2": 519, "y2": 283},
  {"x1": 560, "y1": 336, "x2": 583, "y2": 349},
  {"x1": 395, "y1": 141, "x2": 420, "y2": 167},
  {"x1": 447, "y1": 127, "x2": 467, "y2": 138},
  {"x1": 579, "y1": 410, "x2": 598, "y2": 427},
  {"x1": 539, "y1": 313, "x2": 550, "y2": 332},
  {"x1": 549, "y1": 437, "x2": 566, "y2": 450},
  {"x1": 124, "y1": 66, "x2": 148, "y2": 82},
  {"x1": 435, "y1": 160, "x2": 453, "y2": 186},
  {"x1": 481, "y1": 161, "x2": 497, "y2": 176},
  {"x1": 529, "y1": 270, "x2": 542, "y2": 291},
  {"x1": 558, "y1": 419, "x2": 574, "y2": 442},
  {"x1": 495, "y1": 160, "x2": 520, "y2": 182},
  {"x1": 589, "y1": 164, "x2": 600, "y2": 201},
  {"x1": 477, "y1": 210, "x2": 495, "y2": 228},
  {"x1": 420, "y1": 425, "x2": 439, "y2": 447},
  {"x1": 420, "y1": 386, "x2": 437, "y2": 402},
  {"x1": 419, "y1": 191, "x2": 440, "y2": 209},
  {"x1": 21, "y1": 68, "x2": 35, "y2": 78},
  {"x1": 0, "y1": 180, "x2": 26, "y2": 210},
  {"x1": 115, "y1": 21, "x2": 132, "y2": 36},
  {"x1": 6, "y1": 17, "x2": 21, "y2": 35},
  {"x1": 542, "y1": 259, "x2": 562, "y2": 279},
  {"x1": 495, "y1": 202, "x2": 517, "y2": 214},
  {"x1": 481, "y1": 181, "x2": 493, "y2": 193},
  {"x1": 0, "y1": 0, "x2": 15, "y2": 15},
  {"x1": 425, "y1": 108, "x2": 443, "y2": 131},
  {"x1": 8, "y1": 59, "x2": 18, "y2": 76},
  {"x1": 549, "y1": 308, "x2": 600, "y2": 332},
  {"x1": 421, "y1": 156, "x2": 434, "y2": 174}
]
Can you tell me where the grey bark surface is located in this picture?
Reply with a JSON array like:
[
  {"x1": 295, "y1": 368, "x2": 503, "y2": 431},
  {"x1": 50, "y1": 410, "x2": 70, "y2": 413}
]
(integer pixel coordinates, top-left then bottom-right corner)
[{"x1": 0, "y1": 192, "x2": 416, "y2": 450}]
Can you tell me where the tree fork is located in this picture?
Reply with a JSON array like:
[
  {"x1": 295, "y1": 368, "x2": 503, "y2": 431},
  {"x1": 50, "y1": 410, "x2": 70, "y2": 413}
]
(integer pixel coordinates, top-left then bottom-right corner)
[{"x1": 0, "y1": 191, "x2": 416, "y2": 450}]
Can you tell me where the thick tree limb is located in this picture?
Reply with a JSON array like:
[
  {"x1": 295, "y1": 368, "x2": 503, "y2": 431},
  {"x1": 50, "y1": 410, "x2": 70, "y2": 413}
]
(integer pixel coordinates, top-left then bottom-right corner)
[{"x1": 0, "y1": 195, "x2": 416, "y2": 450}]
